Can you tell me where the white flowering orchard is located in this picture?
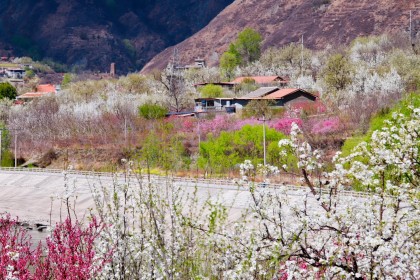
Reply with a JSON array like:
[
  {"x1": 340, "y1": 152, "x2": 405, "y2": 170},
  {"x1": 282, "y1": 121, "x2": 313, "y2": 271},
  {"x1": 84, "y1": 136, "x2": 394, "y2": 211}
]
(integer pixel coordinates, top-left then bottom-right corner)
[{"x1": 83, "y1": 106, "x2": 419, "y2": 279}]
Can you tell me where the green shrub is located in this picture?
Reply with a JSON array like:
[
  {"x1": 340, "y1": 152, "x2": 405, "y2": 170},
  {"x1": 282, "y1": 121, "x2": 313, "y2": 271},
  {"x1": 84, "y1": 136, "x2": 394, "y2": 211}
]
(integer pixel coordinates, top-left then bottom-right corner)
[
  {"x1": 138, "y1": 103, "x2": 168, "y2": 120},
  {"x1": 198, "y1": 125, "x2": 294, "y2": 174},
  {"x1": 0, "y1": 126, "x2": 13, "y2": 167},
  {"x1": 199, "y1": 84, "x2": 224, "y2": 98},
  {"x1": 0, "y1": 83, "x2": 17, "y2": 100},
  {"x1": 25, "y1": 69, "x2": 35, "y2": 79},
  {"x1": 1, "y1": 150, "x2": 14, "y2": 167},
  {"x1": 341, "y1": 92, "x2": 420, "y2": 157}
]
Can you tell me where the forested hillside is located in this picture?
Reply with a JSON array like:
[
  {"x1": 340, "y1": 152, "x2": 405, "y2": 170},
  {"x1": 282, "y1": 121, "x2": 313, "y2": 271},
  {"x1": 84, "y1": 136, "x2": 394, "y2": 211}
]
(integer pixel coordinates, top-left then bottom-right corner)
[{"x1": 0, "y1": 0, "x2": 233, "y2": 73}]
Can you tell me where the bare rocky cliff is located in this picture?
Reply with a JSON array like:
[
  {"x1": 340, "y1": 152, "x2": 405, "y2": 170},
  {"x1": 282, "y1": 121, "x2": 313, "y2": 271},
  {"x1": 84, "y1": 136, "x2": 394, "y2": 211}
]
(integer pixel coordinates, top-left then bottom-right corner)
[
  {"x1": 0, "y1": 0, "x2": 234, "y2": 73},
  {"x1": 142, "y1": 0, "x2": 420, "y2": 72}
]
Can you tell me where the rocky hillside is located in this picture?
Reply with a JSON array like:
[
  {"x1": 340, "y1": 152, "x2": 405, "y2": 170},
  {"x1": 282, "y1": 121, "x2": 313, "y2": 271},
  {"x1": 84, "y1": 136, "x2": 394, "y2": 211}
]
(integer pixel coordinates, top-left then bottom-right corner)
[
  {"x1": 142, "y1": 0, "x2": 420, "y2": 72},
  {"x1": 0, "y1": 0, "x2": 233, "y2": 73}
]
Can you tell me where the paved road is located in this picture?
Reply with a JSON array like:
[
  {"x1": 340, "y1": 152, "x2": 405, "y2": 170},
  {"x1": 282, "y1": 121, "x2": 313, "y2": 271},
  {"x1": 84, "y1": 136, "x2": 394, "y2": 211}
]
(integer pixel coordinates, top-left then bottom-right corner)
[{"x1": 0, "y1": 168, "x2": 367, "y2": 224}]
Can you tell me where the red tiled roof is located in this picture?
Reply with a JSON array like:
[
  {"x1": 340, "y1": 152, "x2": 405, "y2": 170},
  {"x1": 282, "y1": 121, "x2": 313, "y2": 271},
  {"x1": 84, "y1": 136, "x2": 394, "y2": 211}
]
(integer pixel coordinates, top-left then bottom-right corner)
[
  {"x1": 17, "y1": 92, "x2": 51, "y2": 99},
  {"x1": 18, "y1": 84, "x2": 56, "y2": 99},
  {"x1": 231, "y1": 76, "x2": 288, "y2": 84},
  {"x1": 36, "y1": 84, "x2": 56, "y2": 93},
  {"x1": 264, "y1": 88, "x2": 317, "y2": 99}
]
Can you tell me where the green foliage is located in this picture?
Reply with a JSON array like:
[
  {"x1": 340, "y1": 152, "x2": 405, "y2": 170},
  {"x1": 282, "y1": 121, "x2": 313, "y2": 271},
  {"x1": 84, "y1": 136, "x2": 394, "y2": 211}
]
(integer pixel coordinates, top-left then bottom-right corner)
[
  {"x1": 235, "y1": 28, "x2": 263, "y2": 64},
  {"x1": 138, "y1": 103, "x2": 168, "y2": 120},
  {"x1": 118, "y1": 74, "x2": 149, "y2": 94},
  {"x1": 198, "y1": 125, "x2": 290, "y2": 174},
  {"x1": 199, "y1": 84, "x2": 224, "y2": 98},
  {"x1": 220, "y1": 28, "x2": 262, "y2": 79},
  {"x1": 0, "y1": 125, "x2": 13, "y2": 167},
  {"x1": 0, "y1": 83, "x2": 17, "y2": 100},
  {"x1": 140, "y1": 127, "x2": 189, "y2": 172},
  {"x1": 25, "y1": 69, "x2": 35, "y2": 79},
  {"x1": 322, "y1": 53, "x2": 353, "y2": 92},
  {"x1": 219, "y1": 50, "x2": 240, "y2": 80},
  {"x1": 61, "y1": 73, "x2": 72, "y2": 88},
  {"x1": 341, "y1": 92, "x2": 420, "y2": 157}
]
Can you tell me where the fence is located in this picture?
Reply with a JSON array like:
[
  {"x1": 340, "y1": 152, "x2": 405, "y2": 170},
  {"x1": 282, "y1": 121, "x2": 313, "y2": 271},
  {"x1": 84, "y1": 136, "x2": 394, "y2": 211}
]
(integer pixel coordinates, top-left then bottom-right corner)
[{"x1": 0, "y1": 167, "x2": 373, "y2": 198}]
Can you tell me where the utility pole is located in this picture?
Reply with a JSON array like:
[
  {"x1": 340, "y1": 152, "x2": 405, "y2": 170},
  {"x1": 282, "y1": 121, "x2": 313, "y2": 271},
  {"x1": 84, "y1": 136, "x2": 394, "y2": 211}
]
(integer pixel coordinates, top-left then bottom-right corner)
[
  {"x1": 263, "y1": 115, "x2": 266, "y2": 166},
  {"x1": 124, "y1": 117, "x2": 127, "y2": 147},
  {"x1": 0, "y1": 130, "x2": 2, "y2": 165},
  {"x1": 197, "y1": 117, "x2": 201, "y2": 152},
  {"x1": 301, "y1": 34, "x2": 304, "y2": 79},
  {"x1": 14, "y1": 131, "x2": 17, "y2": 168},
  {"x1": 410, "y1": 10, "x2": 413, "y2": 45}
]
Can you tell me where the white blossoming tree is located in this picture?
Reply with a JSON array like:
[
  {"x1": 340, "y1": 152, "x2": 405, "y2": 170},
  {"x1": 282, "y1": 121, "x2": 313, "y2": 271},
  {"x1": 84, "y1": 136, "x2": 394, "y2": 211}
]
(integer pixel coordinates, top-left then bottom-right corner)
[
  {"x1": 84, "y1": 104, "x2": 419, "y2": 279},
  {"x1": 239, "y1": 106, "x2": 419, "y2": 279}
]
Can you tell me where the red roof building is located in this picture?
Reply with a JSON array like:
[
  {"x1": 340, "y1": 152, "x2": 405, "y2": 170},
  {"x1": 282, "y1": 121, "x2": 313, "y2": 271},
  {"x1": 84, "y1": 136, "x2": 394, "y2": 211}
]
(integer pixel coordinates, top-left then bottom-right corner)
[{"x1": 17, "y1": 84, "x2": 57, "y2": 100}]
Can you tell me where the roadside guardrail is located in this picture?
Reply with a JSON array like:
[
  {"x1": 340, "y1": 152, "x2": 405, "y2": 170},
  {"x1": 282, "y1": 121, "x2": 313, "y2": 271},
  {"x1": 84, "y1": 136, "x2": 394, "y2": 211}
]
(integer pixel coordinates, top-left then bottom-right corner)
[{"x1": 0, "y1": 167, "x2": 373, "y2": 198}]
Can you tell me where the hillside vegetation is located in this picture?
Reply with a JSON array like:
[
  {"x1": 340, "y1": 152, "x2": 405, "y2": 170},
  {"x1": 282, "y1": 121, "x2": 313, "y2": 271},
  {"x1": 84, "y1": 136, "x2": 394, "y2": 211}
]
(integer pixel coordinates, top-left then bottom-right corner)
[{"x1": 0, "y1": 34, "x2": 418, "y2": 177}]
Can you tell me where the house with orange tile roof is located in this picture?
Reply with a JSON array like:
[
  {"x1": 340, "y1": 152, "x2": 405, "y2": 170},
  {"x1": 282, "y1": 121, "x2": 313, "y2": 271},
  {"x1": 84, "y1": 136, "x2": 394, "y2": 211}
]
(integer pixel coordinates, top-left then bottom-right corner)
[
  {"x1": 194, "y1": 88, "x2": 317, "y2": 113},
  {"x1": 17, "y1": 84, "x2": 58, "y2": 101}
]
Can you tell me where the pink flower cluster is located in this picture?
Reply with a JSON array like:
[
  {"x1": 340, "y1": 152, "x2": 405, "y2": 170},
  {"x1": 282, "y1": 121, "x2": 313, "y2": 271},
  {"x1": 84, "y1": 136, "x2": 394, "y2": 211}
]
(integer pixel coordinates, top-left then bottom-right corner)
[
  {"x1": 269, "y1": 118, "x2": 303, "y2": 134},
  {"x1": 0, "y1": 215, "x2": 110, "y2": 280},
  {"x1": 0, "y1": 214, "x2": 33, "y2": 279},
  {"x1": 309, "y1": 117, "x2": 340, "y2": 134},
  {"x1": 198, "y1": 115, "x2": 233, "y2": 136},
  {"x1": 169, "y1": 113, "x2": 340, "y2": 138}
]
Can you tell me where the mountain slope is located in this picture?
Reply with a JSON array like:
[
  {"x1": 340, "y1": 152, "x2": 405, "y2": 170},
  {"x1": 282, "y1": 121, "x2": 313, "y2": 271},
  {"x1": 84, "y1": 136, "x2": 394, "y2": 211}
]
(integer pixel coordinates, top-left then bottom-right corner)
[
  {"x1": 0, "y1": 0, "x2": 234, "y2": 73},
  {"x1": 142, "y1": 0, "x2": 420, "y2": 72}
]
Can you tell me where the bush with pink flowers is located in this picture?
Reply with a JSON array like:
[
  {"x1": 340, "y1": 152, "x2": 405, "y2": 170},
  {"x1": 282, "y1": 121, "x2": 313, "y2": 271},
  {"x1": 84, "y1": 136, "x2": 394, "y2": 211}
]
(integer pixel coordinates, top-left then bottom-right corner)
[
  {"x1": 310, "y1": 117, "x2": 340, "y2": 134},
  {"x1": 270, "y1": 117, "x2": 303, "y2": 134},
  {"x1": 0, "y1": 214, "x2": 34, "y2": 280},
  {"x1": 0, "y1": 215, "x2": 109, "y2": 280}
]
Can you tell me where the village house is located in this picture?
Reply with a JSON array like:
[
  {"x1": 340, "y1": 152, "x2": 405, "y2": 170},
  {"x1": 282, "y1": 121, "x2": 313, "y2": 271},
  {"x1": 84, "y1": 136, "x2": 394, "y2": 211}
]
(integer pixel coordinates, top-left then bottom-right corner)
[
  {"x1": 194, "y1": 88, "x2": 317, "y2": 113},
  {"x1": 17, "y1": 84, "x2": 59, "y2": 101},
  {"x1": 5, "y1": 68, "x2": 25, "y2": 79}
]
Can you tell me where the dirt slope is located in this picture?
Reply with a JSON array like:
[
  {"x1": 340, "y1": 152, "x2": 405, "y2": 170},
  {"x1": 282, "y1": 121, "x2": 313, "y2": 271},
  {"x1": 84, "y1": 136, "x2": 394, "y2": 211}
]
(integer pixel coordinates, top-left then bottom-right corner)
[{"x1": 142, "y1": 0, "x2": 420, "y2": 72}]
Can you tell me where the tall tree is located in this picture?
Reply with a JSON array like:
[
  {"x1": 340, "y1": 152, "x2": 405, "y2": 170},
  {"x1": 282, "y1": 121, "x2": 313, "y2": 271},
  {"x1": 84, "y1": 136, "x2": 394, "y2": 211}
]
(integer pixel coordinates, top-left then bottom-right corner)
[
  {"x1": 235, "y1": 27, "x2": 263, "y2": 64},
  {"x1": 322, "y1": 53, "x2": 353, "y2": 92},
  {"x1": 219, "y1": 28, "x2": 263, "y2": 79}
]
